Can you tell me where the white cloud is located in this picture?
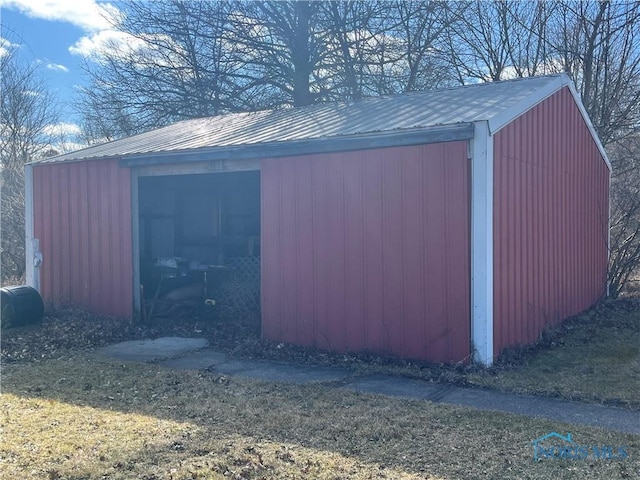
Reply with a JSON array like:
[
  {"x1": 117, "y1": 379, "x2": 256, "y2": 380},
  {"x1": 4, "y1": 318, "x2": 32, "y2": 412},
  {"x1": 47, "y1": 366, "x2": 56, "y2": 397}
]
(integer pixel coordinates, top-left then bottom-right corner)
[
  {"x1": 69, "y1": 29, "x2": 141, "y2": 59},
  {"x1": 0, "y1": 0, "x2": 122, "y2": 32},
  {"x1": 2, "y1": 0, "x2": 185, "y2": 71},
  {"x1": 478, "y1": 59, "x2": 565, "y2": 83},
  {"x1": 43, "y1": 122, "x2": 81, "y2": 137},
  {"x1": 1, "y1": 0, "x2": 126, "y2": 65},
  {"x1": 46, "y1": 62, "x2": 69, "y2": 72},
  {"x1": 69, "y1": 29, "x2": 188, "y2": 72},
  {"x1": 55, "y1": 140, "x2": 87, "y2": 154},
  {"x1": 0, "y1": 36, "x2": 19, "y2": 58}
]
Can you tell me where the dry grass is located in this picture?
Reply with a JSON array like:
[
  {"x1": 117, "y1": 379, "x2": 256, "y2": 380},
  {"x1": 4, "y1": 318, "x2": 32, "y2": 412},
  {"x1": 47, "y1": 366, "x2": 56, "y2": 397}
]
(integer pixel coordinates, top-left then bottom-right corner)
[
  {"x1": 1, "y1": 354, "x2": 639, "y2": 480},
  {"x1": 2, "y1": 296, "x2": 639, "y2": 414},
  {"x1": 468, "y1": 296, "x2": 640, "y2": 409},
  {"x1": 1, "y1": 294, "x2": 638, "y2": 478}
]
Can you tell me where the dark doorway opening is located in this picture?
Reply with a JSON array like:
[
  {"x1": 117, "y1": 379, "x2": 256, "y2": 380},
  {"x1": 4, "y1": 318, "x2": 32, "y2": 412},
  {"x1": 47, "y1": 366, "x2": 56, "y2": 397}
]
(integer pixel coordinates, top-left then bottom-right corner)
[{"x1": 137, "y1": 171, "x2": 260, "y2": 323}]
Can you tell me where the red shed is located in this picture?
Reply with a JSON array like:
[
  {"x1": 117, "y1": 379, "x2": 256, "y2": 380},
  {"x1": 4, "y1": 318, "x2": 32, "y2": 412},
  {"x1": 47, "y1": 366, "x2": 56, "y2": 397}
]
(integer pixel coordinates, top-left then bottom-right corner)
[{"x1": 26, "y1": 74, "x2": 609, "y2": 365}]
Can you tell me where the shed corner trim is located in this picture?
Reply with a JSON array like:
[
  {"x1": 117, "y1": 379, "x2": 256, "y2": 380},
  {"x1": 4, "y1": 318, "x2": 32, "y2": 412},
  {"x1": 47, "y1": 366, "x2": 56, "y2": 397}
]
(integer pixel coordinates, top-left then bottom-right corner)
[
  {"x1": 24, "y1": 163, "x2": 40, "y2": 292},
  {"x1": 470, "y1": 121, "x2": 494, "y2": 366}
]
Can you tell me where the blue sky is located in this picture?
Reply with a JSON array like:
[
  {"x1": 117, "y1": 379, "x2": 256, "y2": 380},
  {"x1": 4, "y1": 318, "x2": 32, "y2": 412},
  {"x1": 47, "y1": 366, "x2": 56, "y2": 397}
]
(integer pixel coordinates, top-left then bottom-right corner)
[
  {"x1": 1, "y1": 0, "x2": 124, "y2": 143},
  {"x1": 2, "y1": 10, "x2": 85, "y2": 112}
]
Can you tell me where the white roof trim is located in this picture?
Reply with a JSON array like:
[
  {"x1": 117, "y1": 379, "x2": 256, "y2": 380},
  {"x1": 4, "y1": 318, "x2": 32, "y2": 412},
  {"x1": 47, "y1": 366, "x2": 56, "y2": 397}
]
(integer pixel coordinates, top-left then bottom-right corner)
[
  {"x1": 565, "y1": 81, "x2": 611, "y2": 170},
  {"x1": 488, "y1": 73, "x2": 610, "y2": 171}
]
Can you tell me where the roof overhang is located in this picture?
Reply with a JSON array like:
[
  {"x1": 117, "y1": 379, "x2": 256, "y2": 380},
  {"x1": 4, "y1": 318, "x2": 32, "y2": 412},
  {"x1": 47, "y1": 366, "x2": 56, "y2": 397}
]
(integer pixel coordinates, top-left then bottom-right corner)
[{"x1": 119, "y1": 123, "x2": 474, "y2": 168}]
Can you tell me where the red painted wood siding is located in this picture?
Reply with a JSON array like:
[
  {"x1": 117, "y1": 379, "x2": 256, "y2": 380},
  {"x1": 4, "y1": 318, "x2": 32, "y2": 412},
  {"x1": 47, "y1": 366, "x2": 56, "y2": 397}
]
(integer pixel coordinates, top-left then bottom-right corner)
[
  {"x1": 493, "y1": 87, "x2": 609, "y2": 356},
  {"x1": 32, "y1": 159, "x2": 133, "y2": 317},
  {"x1": 261, "y1": 142, "x2": 470, "y2": 363}
]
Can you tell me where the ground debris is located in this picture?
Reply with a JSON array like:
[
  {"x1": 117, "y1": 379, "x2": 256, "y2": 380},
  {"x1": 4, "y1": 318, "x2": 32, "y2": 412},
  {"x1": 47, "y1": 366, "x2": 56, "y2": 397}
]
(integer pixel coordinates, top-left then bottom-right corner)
[{"x1": 1, "y1": 305, "x2": 466, "y2": 384}]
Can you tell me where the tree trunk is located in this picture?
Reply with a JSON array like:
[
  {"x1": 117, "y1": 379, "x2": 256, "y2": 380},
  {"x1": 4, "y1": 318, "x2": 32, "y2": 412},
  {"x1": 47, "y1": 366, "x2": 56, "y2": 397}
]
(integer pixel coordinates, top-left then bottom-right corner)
[{"x1": 291, "y1": 1, "x2": 313, "y2": 106}]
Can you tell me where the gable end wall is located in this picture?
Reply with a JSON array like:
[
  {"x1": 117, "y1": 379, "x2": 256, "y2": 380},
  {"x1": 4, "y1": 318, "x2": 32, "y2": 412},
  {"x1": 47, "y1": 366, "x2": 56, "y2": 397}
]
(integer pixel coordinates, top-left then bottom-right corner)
[{"x1": 492, "y1": 86, "x2": 609, "y2": 357}]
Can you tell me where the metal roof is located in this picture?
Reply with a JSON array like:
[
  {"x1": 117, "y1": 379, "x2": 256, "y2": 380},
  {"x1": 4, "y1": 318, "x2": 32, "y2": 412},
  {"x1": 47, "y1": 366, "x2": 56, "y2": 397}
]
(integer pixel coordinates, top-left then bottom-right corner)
[{"x1": 39, "y1": 74, "x2": 570, "y2": 164}]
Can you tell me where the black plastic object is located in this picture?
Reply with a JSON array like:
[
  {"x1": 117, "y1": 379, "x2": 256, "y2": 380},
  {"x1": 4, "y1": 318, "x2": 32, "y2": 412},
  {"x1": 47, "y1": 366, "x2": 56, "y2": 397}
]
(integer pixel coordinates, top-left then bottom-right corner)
[{"x1": 1, "y1": 285, "x2": 45, "y2": 328}]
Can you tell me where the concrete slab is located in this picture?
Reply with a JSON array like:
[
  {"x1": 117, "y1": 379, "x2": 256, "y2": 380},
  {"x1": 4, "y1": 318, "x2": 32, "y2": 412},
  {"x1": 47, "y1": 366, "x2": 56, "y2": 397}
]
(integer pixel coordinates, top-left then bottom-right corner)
[
  {"x1": 343, "y1": 374, "x2": 640, "y2": 435},
  {"x1": 211, "y1": 361, "x2": 352, "y2": 384},
  {"x1": 441, "y1": 386, "x2": 640, "y2": 435},
  {"x1": 160, "y1": 349, "x2": 229, "y2": 370},
  {"x1": 155, "y1": 346, "x2": 352, "y2": 384},
  {"x1": 341, "y1": 375, "x2": 450, "y2": 401},
  {"x1": 96, "y1": 338, "x2": 640, "y2": 434},
  {"x1": 97, "y1": 337, "x2": 208, "y2": 362}
]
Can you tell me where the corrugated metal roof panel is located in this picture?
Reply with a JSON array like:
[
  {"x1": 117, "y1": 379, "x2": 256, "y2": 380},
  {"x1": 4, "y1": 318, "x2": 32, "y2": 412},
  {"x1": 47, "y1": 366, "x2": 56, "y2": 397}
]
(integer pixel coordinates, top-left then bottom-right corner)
[{"x1": 39, "y1": 74, "x2": 566, "y2": 164}]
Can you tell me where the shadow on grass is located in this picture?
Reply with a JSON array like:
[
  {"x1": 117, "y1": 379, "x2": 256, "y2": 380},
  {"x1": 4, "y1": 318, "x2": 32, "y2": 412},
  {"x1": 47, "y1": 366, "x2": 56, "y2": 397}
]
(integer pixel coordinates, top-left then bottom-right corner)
[
  {"x1": 2, "y1": 353, "x2": 640, "y2": 480},
  {"x1": 2, "y1": 295, "x2": 640, "y2": 478}
]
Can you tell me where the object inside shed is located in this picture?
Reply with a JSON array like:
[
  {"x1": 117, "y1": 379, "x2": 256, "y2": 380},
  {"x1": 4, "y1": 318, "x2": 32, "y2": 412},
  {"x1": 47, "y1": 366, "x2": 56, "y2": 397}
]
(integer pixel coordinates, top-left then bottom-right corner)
[{"x1": 137, "y1": 171, "x2": 260, "y2": 321}]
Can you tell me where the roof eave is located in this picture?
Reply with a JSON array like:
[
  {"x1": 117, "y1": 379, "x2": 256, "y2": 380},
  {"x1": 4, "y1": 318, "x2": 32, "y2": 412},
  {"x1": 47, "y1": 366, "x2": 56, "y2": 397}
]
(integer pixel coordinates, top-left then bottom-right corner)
[{"x1": 119, "y1": 123, "x2": 474, "y2": 168}]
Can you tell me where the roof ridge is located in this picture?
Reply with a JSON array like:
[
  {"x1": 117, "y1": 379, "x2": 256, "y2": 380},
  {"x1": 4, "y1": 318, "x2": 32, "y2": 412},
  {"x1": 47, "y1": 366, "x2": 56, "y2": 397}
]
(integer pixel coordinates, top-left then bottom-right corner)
[
  {"x1": 223, "y1": 74, "x2": 567, "y2": 114},
  {"x1": 239, "y1": 73, "x2": 567, "y2": 117},
  {"x1": 363, "y1": 73, "x2": 566, "y2": 100}
]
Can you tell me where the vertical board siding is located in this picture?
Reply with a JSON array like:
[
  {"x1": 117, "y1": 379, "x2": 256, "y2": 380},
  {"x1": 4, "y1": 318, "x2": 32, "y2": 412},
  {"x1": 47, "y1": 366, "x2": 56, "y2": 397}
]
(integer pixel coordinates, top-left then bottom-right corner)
[
  {"x1": 32, "y1": 159, "x2": 133, "y2": 317},
  {"x1": 493, "y1": 87, "x2": 609, "y2": 356},
  {"x1": 262, "y1": 142, "x2": 470, "y2": 363}
]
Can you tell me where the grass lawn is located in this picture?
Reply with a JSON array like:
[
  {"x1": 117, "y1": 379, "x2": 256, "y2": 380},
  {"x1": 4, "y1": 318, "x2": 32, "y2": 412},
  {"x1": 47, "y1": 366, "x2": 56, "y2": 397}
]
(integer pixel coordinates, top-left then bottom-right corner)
[
  {"x1": 467, "y1": 296, "x2": 640, "y2": 409},
  {"x1": 1, "y1": 295, "x2": 638, "y2": 479},
  {"x1": 1, "y1": 354, "x2": 639, "y2": 480}
]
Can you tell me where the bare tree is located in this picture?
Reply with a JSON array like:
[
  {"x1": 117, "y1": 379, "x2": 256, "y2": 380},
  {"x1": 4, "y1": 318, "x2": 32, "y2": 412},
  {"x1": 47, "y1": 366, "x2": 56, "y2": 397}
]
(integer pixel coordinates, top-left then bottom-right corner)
[
  {"x1": 322, "y1": 0, "x2": 458, "y2": 97},
  {"x1": 439, "y1": 1, "x2": 639, "y2": 142},
  {"x1": 0, "y1": 36, "x2": 61, "y2": 282},
  {"x1": 442, "y1": 0, "x2": 516, "y2": 83},
  {"x1": 319, "y1": 1, "x2": 385, "y2": 100},
  {"x1": 76, "y1": 0, "x2": 466, "y2": 135},
  {"x1": 547, "y1": 1, "x2": 640, "y2": 295},
  {"x1": 74, "y1": 1, "x2": 369, "y2": 131},
  {"x1": 76, "y1": 0, "x2": 242, "y2": 141},
  {"x1": 436, "y1": 0, "x2": 640, "y2": 294},
  {"x1": 441, "y1": 0, "x2": 558, "y2": 84},
  {"x1": 504, "y1": 1, "x2": 558, "y2": 78},
  {"x1": 550, "y1": 1, "x2": 640, "y2": 144},
  {"x1": 389, "y1": 0, "x2": 460, "y2": 92},
  {"x1": 607, "y1": 136, "x2": 640, "y2": 297},
  {"x1": 76, "y1": 0, "x2": 352, "y2": 138},
  {"x1": 228, "y1": 1, "x2": 336, "y2": 107}
]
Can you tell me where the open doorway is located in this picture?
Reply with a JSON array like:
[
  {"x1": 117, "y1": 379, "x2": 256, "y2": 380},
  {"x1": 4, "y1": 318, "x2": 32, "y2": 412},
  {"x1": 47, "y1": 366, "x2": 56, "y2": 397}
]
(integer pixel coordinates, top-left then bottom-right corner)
[{"x1": 137, "y1": 170, "x2": 260, "y2": 323}]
